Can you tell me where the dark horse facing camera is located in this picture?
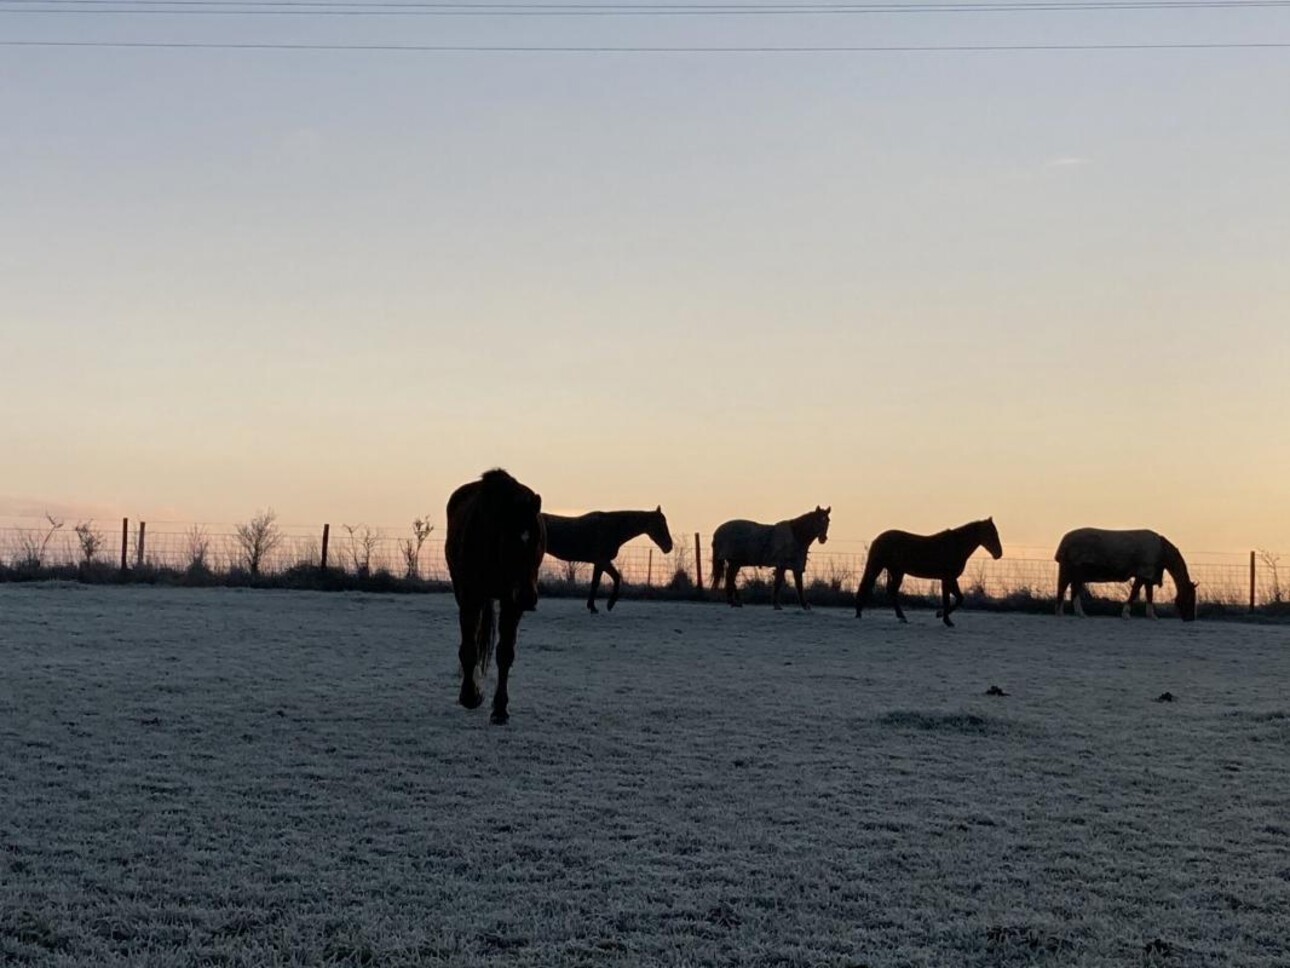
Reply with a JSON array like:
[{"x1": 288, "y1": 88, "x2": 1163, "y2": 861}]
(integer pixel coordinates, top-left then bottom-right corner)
[{"x1": 445, "y1": 469, "x2": 546, "y2": 725}]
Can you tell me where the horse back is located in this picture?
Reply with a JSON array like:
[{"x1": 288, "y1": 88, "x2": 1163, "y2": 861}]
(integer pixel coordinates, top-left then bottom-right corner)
[{"x1": 1055, "y1": 528, "x2": 1164, "y2": 583}]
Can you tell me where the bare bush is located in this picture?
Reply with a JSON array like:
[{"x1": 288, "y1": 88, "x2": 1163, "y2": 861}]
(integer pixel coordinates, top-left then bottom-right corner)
[
  {"x1": 74, "y1": 520, "x2": 104, "y2": 566},
  {"x1": 562, "y1": 558, "x2": 585, "y2": 583},
  {"x1": 400, "y1": 517, "x2": 434, "y2": 579},
  {"x1": 185, "y1": 525, "x2": 212, "y2": 572},
  {"x1": 343, "y1": 524, "x2": 381, "y2": 578},
  {"x1": 17, "y1": 513, "x2": 64, "y2": 569},
  {"x1": 1258, "y1": 549, "x2": 1282, "y2": 604},
  {"x1": 670, "y1": 540, "x2": 692, "y2": 590},
  {"x1": 235, "y1": 509, "x2": 284, "y2": 576}
]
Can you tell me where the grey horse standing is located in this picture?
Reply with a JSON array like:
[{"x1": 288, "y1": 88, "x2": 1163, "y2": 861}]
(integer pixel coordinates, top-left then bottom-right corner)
[
  {"x1": 1054, "y1": 527, "x2": 1197, "y2": 621},
  {"x1": 710, "y1": 506, "x2": 831, "y2": 610}
]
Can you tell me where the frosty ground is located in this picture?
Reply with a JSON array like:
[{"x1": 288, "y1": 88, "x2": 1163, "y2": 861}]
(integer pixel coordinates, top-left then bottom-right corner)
[{"x1": 1, "y1": 585, "x2": 1287, "y2": 966}]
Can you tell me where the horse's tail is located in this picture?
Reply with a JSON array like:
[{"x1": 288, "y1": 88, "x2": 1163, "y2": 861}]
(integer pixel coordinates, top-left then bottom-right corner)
[
  {"x1": 710, "y1": 542, "x2": 725, "y2": 590},
  {"x1": 475, "y1": 601, "x2": 496, "y2": 677},
  {"x1": 855, "y1": 555, "x2": 883, "y2": 613}
]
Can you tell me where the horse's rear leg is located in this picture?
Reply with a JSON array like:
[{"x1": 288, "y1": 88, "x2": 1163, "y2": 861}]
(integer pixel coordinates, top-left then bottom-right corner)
[
  {"x1": 888, "y1": 571, "x2": 908, "y2": 623},
  {"x1": 491, "y1": 603, "x2": 520, "y2": 725},
  {"x1": 1072, "y1": 581, "x2": 1087, "y2": 617},
  {"x1": 726, "y1": 564, "x2": 741, "y2": 607},
  {"x1": 936, "y1": 578, "x2": 963, "y2": 626},
  {"x1": 587, "y1": 564, "x2": 603, "y2": 614},
  {"x1": 772, "y1": 567, "x2": 785, "y2": 610},
  {"x1": 855, "y1": 561, "x2": 880, "y2": 618},
  {"x1": 605, "y1": 562, "x2": 623, "y2": 611},
  {"x1": 1056, "y1": 565, "x2": 1071, "y2": 616},
  {"x1": 1144, "y1": 581, "x2": 1157, "y2": 619},
  {"x1": 457, "y1": 602, "x2": 483, "y2": 709},
  {"x1": 1123, "y1": 579, "x2": 1143, "y2": 619}
]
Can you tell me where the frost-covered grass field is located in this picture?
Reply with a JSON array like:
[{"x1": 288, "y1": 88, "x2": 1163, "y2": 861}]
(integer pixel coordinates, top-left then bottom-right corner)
[{"x1": 2, "y1": 585, "x2": 1288, "y2": 967}]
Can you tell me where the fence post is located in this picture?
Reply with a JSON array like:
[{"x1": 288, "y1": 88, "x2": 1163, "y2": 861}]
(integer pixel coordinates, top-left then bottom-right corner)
[
  {"x1": 694, "y1": 532, "x2": 703, "y2": 590},
  {"x1": 1250, "y1": 550, "x2": 1256, "y2": 613},
  {"x1": 136, "y1": 521, "x2": 146, "y2": 568},
  {"x1": 120, "y1": 518, "x2": 129, "y2": 573},
  {"x1": 321, "y1": 523, "x2": 330, "y2": 571},
  {"x1": 647, "y1": 548, "x2": 653, "y2": 588}
]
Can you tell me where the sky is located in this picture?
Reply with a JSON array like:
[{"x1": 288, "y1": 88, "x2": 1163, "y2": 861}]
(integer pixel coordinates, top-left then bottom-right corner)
[{"x1": 3, "y1": 1, "x2": 1289, "y2": 555}]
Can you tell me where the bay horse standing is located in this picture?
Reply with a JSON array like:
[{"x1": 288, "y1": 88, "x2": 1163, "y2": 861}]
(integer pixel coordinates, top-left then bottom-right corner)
[
  {"x1": 445, "y1": 469, "x2": 546, "y2": 725},
  {"x1": 1054, "y1": 527, "x2": 1197, "y2": 621},
  {"x1": 710, "y1": 506, "x2": 831, "y2": 610},
  {"x1": 855, "y1": 518, "x2": 1002, "y2": 627},
  {"x1": 542, "y1": 506, "x2": 673, "y2": 613}
]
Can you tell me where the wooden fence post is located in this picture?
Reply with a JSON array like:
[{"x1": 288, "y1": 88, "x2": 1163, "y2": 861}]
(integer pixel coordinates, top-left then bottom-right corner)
[
  {"x1": 1250, "y1": 550, "x2": 1256, "y2": 613},
  {"x1": 120, "y1": 518, "x2": 129, "y2": 573},
  {"x1": 694, "y1": 532, "x2": 703, "y2": 590},
  {"x1": 136, "y1": 521, "x2": 146, "y2": 568},
  {"x1": 320, "y1": 523, "x2": 330, "y2": 571},
  {"x1": 647, "y1": 548, "x2": 653, "y2": 588}
]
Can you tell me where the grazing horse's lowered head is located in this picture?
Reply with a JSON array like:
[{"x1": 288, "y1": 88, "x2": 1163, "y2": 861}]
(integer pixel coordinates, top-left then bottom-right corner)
[
  {"x1": 647, "y1": 505, "x2": 674, "y2": 554},
  {"x1": 445, "y1": 468, "x2": 546, "y2": 724}
]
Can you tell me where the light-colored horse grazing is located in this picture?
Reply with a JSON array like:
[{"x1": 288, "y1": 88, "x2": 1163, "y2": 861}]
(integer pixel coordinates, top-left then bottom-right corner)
[
  {"x1": 1054, "y1": 528, "x2": 1197, "y2": 621},
  {"x1": 710, "y1": 506, "x2": 830, "y2": 610}
]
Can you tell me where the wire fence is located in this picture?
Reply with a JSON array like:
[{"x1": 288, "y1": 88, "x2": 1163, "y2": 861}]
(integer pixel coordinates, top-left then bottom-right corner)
[{"x1": 2, "y1": 515, "x2": 1285, "y2": 608}]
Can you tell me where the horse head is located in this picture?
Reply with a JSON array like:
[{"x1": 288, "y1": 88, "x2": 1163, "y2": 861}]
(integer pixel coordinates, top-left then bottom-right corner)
[
  {"x1": 811, "y1": 505, "x2": 831, "y2": 545},
  {"x1": 980, "y1": 517, "x2": 1003, "y2": 560},
  {"x1": 1176, "y1": 580, "x2": 1198, "y2": 622},
  {"x1": 648, "y1": 505, "x2": 674, "y2": 554}
]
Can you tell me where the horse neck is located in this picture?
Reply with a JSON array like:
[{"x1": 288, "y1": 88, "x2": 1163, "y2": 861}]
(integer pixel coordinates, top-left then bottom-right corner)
[
  {"x1": 789, "y1": 514, "x2": 822, "y2": 547},
  {"x1": 954, "y1": 522, "x2": 988, "y2": 559},
  {"x1": 1161, "y1": 539, "x2": 1191, "y2": 584},
  {"x1": 605, "y1": 511, "x2": 654, "y2": 546}
]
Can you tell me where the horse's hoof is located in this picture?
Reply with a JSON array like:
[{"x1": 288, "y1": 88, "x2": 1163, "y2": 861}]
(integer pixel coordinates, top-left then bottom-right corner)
[
  {"x1": 773, "y1": 605, "x2": 783, "y2": 612},
  {"x1": 489, "y1": 708, "x2": 509, "y2": 726},
  {"x1": 898, "y1": 617, "x2": 908, "y2": 624},
  {"x1": 587, "y1": 605, "x2": 599, "y2": 615},
  {"x1": 458, "y1": 687, "x2": 483, "y2": 710},
  {"x1": 855, "y1": 609, "x2": 863, "y2": 619},
  {"x1": 935, "y1": 609, "x2": 943, "y2": 618},
  {"x1": 606, "y1": 600, "x2": 616, "y2": 612}
]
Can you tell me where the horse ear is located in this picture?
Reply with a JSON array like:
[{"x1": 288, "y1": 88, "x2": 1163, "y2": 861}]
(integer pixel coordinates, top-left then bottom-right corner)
[
  {"x1": 656, "y1": 505, "x2": 661, "y2": 513},
  {"x1": 825, "y1": 506, "x2": 831, "y2": 514}
]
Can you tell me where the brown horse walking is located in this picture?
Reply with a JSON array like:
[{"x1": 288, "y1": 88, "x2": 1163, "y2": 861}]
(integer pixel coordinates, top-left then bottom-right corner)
[
  {"x1": 855, "y1": 518, "x2": 1002, "y2": 627},
  {"x1": 710, "y1": 506, "x2": 831, "y2": 610},
  {"x1": 445, "y1": 469, "x2": 546, "y2": 725},
  {"x1": 542, "y1": 506, "x2": 673, "y2": 613},
  {"x1": 1054, "y1": 527, "x2": 1197, "y2": 621}
]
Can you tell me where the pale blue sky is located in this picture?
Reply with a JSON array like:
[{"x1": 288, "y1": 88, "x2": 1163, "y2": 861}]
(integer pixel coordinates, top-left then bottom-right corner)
[{"x1": 3, "y1": 2, "x2": 1288, "y2": 551}]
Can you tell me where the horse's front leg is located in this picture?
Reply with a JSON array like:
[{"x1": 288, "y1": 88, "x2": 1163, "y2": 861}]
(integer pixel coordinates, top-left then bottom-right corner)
[
  {"x1": 605, "y1": 562, "x2": 623, "y2": 612},
  {"x1": 1072, "y1": 582, "x2": 1087, "y2": 618},
  {"x1": 792, "y1": 567, "x2": 809, "y2": 610},
  {"x1": 1123, "y1": 579, "x2": 1143, "y2": 619},
  {"x1": 587, "y1": 564, "x2": 603, "y2": 614},
  {"x1": 491, "y1": 603, "x2": 521, "y2": 725},
  {"x1": 772, "y1": 567, "x2": 785, "y2": 610},
  {"x1": 1056, "y1": 565, "x2": 1071, "y2": 616},
  {"x1": 457, "y1": 601, "x2": 483, "y2": 709}
]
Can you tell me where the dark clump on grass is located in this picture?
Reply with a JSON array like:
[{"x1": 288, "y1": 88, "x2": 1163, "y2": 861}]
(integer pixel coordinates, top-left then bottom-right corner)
[{"x1": 875, "y1": 710, "x2": 1014, "y2": 736}]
